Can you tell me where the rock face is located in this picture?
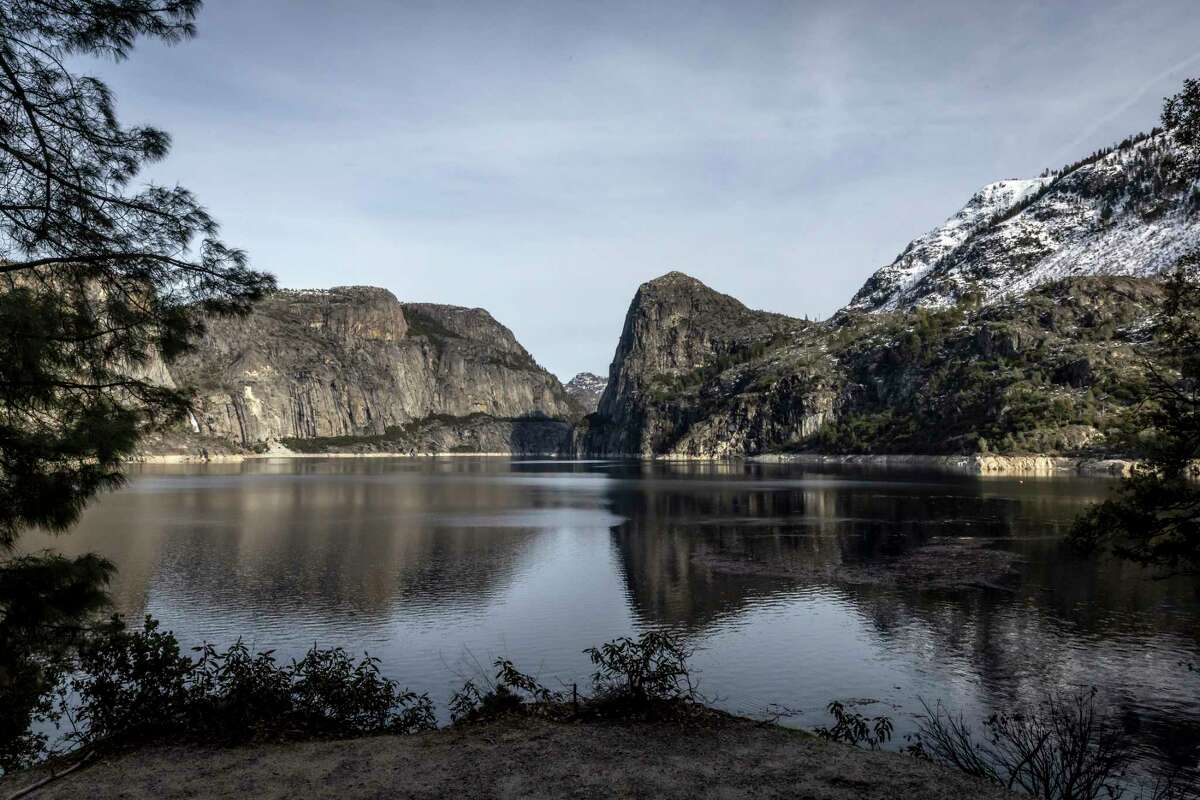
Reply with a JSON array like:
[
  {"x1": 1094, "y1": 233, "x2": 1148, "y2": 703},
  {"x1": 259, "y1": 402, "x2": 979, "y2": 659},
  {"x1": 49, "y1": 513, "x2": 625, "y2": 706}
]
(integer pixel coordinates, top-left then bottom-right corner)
[
  {"x1": 578, "y1": 271, "x2": 1162, "y2": 459},
  {"x1": 578, "y1": 126, "x2": 1196, "y2": 459},
  {"x1": 563, "y1": 373, "x2": 607, "y2": 413},
  {"x1": 578, "y1": 272, "x2": 817, "y2": 456},
  {"x1": 164, "y1": 287, "x2": 573, "y2": 452},
  {"x1": 851, "y1": 131, "x2": 1200, "y2": 311}
]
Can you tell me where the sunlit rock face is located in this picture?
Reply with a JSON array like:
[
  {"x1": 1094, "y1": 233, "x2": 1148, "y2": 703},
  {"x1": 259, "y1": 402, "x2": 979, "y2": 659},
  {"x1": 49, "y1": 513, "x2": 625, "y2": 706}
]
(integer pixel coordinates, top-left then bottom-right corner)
[{"x1": 163, "y1": 286, "x2": 574, "y2": 449}]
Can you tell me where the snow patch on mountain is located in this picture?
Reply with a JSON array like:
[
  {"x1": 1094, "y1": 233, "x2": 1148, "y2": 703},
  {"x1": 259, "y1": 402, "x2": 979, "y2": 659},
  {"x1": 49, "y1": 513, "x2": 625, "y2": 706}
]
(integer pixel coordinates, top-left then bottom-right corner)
[
  {"x1": 852, "y1": 178, "x2": 1050, "y2": 311},
  {"x1": 564, "y1": 372, "x2": 608, "y2": 413},
  {"x1": 850, "y1": 132, "x2": 1200, "y2": 311}
]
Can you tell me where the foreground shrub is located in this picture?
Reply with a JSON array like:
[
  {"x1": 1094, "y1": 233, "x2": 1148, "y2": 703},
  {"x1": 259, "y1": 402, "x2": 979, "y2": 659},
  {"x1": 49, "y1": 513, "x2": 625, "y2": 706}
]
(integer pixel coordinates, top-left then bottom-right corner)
[
  {"x1": 72, "y1": 616, "x2": 195, "y2": 745},
  {"x1": 449, "y1": 631, "x2": 701, "y2": 723},
  {"x1": 815, "y1": 701, "x2": 894, "y2": 750},
  {"x1": 910, "y1": 689, "x2": 1135, "y2": 800},
  {"x1": 583, "y1": 630, "x2": 697, "y2": 716},
  {"x1": 449, "y1": 658, "x2": 561, "y2": 722},
  {"x1": 67, "y1": 615, "x2": 434, "y2": 753}
]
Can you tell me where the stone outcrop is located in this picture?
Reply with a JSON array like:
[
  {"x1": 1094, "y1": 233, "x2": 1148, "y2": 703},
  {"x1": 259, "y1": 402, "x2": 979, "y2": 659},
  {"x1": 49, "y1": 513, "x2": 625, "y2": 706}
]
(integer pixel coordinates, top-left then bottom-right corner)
[
  {"x1": 578, "y1": 272, "x2": 823, "y2": 456},
  {"x1": 162, "y1": 287, "x2": 573, "y2": 452}
]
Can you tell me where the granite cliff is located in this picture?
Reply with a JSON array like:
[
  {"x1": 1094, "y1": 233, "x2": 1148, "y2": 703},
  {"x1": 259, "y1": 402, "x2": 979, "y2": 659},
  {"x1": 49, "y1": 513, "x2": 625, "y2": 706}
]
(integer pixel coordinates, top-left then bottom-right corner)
[
  {"x1": 577, "y1": 272, "x2": 1164, "y2": 459},
  {"x1": 576, "y1": 272, "x2": 820, "y2": 457},
  {"x1": 155, "y1": 287, "x2": 574, "y2": 455}
]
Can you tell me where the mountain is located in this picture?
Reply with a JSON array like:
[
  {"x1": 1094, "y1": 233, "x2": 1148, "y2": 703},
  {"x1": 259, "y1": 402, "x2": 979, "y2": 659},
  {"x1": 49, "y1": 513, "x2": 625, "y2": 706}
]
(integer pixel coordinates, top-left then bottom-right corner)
[
  {"x1": 578, "y1": 272, "x2": 812, "y2": 456},
  {"x1": 564, "y1": 372, "x2": 608, "y2": 413},
  {"x1": 155, "y1": 126, "x2": 1197, "y2": 461},
  {"x1": 577, "y1": 271, "x2": 1162, "y2": 458},
  {"x1": 152, "y1": 286, "x2": 574, "y2": 455},
  {"x1": 851, "y1": 131, "x2": 1200, "y2": 311}
]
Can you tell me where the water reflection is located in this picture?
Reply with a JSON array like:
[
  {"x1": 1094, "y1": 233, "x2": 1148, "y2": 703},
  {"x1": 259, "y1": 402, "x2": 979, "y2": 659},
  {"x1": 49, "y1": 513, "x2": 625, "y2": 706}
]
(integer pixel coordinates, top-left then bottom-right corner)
[{"x1": 22, "y1": 457, "x2": 1200, "y2": 772}]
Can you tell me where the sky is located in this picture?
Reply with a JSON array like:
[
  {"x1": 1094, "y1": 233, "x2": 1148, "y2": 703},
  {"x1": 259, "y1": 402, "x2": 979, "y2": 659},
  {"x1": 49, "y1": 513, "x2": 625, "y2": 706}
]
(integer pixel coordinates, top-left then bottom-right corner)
[{"x1": 84, "y1": 0, "x2": 1200, "y2": 380}]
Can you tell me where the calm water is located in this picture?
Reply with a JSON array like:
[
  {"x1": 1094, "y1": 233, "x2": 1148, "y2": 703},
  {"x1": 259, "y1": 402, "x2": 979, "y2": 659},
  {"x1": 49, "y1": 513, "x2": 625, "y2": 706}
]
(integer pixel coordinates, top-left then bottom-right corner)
[{"x1": 27, "y1": 457, "x2": 1200, "y2": 772}]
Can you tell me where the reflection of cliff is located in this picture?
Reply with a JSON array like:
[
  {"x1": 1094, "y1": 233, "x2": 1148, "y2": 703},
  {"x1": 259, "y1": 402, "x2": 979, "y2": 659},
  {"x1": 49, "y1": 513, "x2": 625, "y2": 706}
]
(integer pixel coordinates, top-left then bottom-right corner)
[
  {"x1": 606, "y1": 461, "x2": 1200, "y2": 674},
  {"x1": 605, "y1": 463, "x2": 1029, "y2": 627},
  {"x1": 604, "y1": 463, "x2": 851, "y2": 626},
  {"x1": 605, "y1": 462, "x2": 1200, "y2": 768},
  {"x1": 31, "y1": 460, "x2": 554, "y2": 621}
]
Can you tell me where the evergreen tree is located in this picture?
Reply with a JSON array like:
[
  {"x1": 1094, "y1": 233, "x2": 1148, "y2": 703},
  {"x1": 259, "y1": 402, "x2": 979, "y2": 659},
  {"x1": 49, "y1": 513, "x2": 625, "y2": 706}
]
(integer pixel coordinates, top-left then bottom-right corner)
[
  {"x1": 0, "y1": 0, "x2": 274, "y2": 767},
  {"x1": 1069, "y1": 78, "x2": 1200, "y2": 575},
  {"x1": 1069, "y1": 255, "x2": 1200, "y2": 575},
  {"x1": 1163, "y1": 77, "x2": 1200, "y2": 176}
]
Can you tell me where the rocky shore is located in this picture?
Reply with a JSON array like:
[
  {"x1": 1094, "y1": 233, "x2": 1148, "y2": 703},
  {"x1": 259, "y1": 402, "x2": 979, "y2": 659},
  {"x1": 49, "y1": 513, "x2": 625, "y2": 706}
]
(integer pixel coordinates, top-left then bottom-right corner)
[
  {"x1": 752, "y1": 452, "x2": 1138, "y2": 477},
  {"x1": 132, "y1": 446, "x2": 1148, "y2": 478}
]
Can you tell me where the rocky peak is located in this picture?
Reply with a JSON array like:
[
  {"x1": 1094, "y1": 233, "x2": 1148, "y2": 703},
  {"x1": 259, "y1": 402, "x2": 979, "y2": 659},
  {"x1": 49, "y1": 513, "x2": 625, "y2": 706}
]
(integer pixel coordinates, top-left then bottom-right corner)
[
  {"x1": 586, "y1": 272, "x2": 807, "y2": 454},
  {"x1": 564, "y1": 372, "x2": 608, "y2": 413},
  {"x1": 401, "y1": 302, "x2": 534, "y2": 360},
  {"x1": 601, "y1": 272, "x2": 798, "y2": 410}
]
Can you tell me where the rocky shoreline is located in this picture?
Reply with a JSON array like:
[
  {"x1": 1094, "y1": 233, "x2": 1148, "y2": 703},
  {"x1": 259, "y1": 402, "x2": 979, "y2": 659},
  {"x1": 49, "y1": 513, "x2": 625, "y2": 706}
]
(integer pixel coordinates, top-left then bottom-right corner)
[
  {"x1": 132, "y1": 447, "x2": 1152, "y2": 478},
  {"x1": 751, "y1": 452, "x2": 1139, "y2": 477}
]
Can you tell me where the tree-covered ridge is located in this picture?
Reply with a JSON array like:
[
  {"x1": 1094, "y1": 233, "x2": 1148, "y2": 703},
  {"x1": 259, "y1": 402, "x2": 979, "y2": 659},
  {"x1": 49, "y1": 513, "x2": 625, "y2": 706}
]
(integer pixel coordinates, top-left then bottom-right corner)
[
  {"x1": 820, "y1": 277, "x2": 1164, "y2": 455},
  {"x1": 582, "y1": 275, "x2": 1172, "y2": 459}
]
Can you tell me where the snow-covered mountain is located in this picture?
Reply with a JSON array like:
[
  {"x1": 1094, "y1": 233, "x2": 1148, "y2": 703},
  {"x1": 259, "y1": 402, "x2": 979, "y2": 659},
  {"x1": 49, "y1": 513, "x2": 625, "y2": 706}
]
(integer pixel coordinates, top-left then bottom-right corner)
[
  {"x1": 850, "y1": 131, "x2": 1200, "y2": 311},
  {"x1": 564, "y1": 371, "x2": 608, "y2": 413}
]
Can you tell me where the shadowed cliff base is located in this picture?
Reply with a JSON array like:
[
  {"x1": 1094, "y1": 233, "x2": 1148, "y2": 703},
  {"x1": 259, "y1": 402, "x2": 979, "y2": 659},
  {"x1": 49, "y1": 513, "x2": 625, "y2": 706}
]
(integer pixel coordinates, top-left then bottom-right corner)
[{"x1": 0, "y1": 714, "x2": 1016, "y2": 800}]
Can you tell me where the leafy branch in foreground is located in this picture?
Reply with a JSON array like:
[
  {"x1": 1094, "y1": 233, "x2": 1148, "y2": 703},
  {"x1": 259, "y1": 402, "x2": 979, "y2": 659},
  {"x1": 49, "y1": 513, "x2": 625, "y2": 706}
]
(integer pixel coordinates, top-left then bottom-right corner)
[
  {"x1": 448, "y1": 658, "x2": 561, "y2": 723},
  {"x1": 73, "y1": 615, "x2": 436, "y2": 749},
  {"x1": 583, "y1": 630, "x2": 698, "y2": 716},
  {"x1": 450, "y1": 630, "x2": 702, "y2": 723},
  {"x1": 0, "y1": 0, "x2": 275, "y2": 774},
  {"x1": 815, "y1": 701, "x2": 894, "y2": 750}
]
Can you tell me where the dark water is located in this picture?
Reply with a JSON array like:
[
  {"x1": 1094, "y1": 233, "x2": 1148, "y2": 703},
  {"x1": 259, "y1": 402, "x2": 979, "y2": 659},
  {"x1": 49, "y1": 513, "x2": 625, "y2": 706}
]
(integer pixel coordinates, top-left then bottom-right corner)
[{"x1": 26, "y1": 457, "x2": 1200, "y2": 773}]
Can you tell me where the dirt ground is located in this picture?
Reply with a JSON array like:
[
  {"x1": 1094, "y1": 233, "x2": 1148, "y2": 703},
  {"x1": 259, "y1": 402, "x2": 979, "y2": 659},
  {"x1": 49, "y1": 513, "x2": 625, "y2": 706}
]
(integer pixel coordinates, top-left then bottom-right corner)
[{"x1": 1, "y1": 715, "x2": 1015, "y2": 800}]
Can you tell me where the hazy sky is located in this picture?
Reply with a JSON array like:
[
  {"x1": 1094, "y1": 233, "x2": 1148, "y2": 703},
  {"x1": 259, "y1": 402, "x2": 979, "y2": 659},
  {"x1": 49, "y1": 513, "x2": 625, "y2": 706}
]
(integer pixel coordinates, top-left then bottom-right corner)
[{"x1": 87, "y1": 0, "x2": 1200, "y2": 380}]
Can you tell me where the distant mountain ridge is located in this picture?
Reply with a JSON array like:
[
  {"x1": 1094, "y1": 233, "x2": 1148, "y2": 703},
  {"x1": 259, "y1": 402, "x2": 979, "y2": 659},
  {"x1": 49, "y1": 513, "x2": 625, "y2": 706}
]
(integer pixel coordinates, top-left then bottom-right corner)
[
  {"x1": 564, "y1": 372, "x2": 608, "y2": 413},
  {"x1": 577, "y1": 120, "x2": 1200, "y2": 458},
  {"x1": 851, "y1": 130, "x2": 1200, "y2": 311},
  {"x1": 153, "y1": 121, "x2": 1198, "y2": 460}
]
